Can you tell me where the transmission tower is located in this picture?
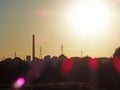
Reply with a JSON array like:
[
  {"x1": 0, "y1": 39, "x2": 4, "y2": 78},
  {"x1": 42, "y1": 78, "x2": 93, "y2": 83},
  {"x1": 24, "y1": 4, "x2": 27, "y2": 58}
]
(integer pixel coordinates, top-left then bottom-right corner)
[
  {"x1": 40, "y1": 46, "x2": 42, "y2": 59},
  {"x1": 61, "y1": 44, "x2": 64, "y2": 55}
]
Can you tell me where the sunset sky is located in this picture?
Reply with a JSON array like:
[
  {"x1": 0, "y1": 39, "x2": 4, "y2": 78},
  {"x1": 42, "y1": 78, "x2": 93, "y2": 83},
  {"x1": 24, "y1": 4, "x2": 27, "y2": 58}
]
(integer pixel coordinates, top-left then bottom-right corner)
[{"x1": 0, "y1": 0, "x2": 120, "y2": 60}]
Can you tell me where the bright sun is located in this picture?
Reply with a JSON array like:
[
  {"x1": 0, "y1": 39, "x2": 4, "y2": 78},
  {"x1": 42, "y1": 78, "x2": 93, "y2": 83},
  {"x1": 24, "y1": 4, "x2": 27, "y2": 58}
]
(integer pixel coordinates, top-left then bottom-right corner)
[{"x1": 65, "y1": 0, "x2": 116, "y2": 38}]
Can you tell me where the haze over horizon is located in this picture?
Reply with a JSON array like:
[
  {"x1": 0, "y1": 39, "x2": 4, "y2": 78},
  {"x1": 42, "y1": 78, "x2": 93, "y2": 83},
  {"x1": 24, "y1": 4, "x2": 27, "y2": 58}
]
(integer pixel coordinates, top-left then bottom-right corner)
[{"x1": 0, "y1": 0, "x2": 120, "y2": 60}]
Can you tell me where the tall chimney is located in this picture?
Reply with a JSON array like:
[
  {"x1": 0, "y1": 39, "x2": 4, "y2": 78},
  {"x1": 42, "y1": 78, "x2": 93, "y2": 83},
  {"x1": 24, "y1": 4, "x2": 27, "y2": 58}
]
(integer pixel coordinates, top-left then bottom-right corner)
[{"x1": 32, "y1": 35, "x2": 35, "y2": 61}]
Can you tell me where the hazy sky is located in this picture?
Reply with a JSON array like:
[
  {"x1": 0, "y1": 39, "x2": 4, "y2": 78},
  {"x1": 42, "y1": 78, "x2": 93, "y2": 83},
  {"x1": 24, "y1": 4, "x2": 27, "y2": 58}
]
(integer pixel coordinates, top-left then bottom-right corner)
[{"x1": 0, "y1": 0, "x2": 120, "y2": 59}]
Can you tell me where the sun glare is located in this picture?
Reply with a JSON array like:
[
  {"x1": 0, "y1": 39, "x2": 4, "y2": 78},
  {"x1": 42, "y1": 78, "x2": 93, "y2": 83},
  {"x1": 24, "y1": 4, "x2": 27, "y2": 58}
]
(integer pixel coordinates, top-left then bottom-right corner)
[{"x1": 65, "y1": 0, "x2": 117, "y2": 38}]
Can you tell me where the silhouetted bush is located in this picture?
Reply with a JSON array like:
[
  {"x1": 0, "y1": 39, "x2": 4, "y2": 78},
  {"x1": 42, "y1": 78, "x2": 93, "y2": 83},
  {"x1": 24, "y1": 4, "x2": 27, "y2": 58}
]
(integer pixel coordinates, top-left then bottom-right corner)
[{"x1": 0, "y1": 50, "x2": 120, "y2": 89}]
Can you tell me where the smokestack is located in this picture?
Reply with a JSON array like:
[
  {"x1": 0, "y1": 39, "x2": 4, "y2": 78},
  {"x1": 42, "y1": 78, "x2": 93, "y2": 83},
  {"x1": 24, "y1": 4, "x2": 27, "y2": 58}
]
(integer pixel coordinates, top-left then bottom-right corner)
[{"x1": 32, "y1": 35, "x2": 35, "y2": 61}]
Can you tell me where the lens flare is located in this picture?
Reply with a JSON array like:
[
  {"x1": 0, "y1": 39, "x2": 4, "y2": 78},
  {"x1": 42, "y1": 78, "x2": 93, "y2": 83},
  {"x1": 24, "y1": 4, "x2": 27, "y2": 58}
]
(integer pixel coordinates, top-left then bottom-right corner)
[
  {"x1": 38, "y1": 8, "x2": 49, "y2": 17},
  {"x1": 13, "y1": 77, "x2": 25, "y2": 89},
  {"x1": 113, "y1": 57, "x2": 120, "y2": 75},
  {"x1": 88, "y1": 58, "x2": 99, "y2": 71},
  {"x1": 61, "y1": 58, "x2": 74, "y2": 76}
]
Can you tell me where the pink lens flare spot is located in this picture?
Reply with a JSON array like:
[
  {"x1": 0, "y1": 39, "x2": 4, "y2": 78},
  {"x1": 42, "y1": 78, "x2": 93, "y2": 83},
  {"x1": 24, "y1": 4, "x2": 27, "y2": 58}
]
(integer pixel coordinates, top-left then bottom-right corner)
[
  {"x1": 13, "y1": 77, "x2": 25, "y2": 89},
  {"x1": 113, "y1": 57, "x2": 120, "y2": 74},
  {"x1": 61, "y1": 58, "x2": 74, "y2": 76},
  {"x1": 88, "y1": 58, "x2": 99, "y2": 71},
  {"x1": 38, "y1": 8, "x2": 49, "y2": 17},
  {"x1": 36, "y1": 34, "x2": 48, "y2": 43}
]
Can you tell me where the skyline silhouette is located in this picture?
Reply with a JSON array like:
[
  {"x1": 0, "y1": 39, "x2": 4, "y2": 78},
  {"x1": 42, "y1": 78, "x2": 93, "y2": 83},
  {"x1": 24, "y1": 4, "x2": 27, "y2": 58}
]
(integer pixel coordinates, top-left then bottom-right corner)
[
  {"x1": 0, "y1": 49, "x2": 120, "y2": 89},
  {"x1": 0, "y1": 0, "x2": 120, "y2": 90},
  {"x1": 0, "y1": 34, "x2": 119, "y2": 60},
  {"x1": 0, "y1": 0, "x2": 120, "y2": 59}
]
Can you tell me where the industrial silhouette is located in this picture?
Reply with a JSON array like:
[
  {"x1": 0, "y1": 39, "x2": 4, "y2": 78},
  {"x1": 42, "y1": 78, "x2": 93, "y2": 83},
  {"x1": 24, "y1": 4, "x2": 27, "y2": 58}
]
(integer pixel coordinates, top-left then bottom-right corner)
[
  {"x1": 32, "y1": 35, "x2": 35, "y2": 61},
  {"x1": 0, "y1": 35, "x2": 120, "y2": 90}
]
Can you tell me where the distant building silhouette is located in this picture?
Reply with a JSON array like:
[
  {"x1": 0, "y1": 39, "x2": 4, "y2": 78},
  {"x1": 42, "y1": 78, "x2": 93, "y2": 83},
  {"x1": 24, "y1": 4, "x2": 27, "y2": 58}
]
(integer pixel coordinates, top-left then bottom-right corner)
[{"x1": 26, "y1": 55, "x2": 31, "y2": 62}]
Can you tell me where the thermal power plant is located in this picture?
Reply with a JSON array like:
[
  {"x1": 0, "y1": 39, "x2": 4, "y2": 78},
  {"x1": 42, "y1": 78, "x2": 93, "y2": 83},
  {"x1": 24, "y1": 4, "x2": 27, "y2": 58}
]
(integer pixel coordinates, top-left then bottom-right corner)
[{"x1": 32, "y1": 35, "x2": 35, "y2": 61}]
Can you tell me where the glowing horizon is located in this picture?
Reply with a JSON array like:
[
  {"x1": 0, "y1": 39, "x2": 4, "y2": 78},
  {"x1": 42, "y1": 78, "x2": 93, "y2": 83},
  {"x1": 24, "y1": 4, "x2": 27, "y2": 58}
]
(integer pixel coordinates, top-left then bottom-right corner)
[{"x1": 0, "y1": 0, "x2": 120, "y2": 60}]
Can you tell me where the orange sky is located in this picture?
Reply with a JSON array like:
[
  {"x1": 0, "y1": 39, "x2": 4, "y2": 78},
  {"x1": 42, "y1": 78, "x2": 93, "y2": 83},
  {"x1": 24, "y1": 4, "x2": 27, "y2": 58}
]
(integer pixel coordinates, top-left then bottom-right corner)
[{"x1": 0, "y1": 0, "x2": 120, "y2": 60}]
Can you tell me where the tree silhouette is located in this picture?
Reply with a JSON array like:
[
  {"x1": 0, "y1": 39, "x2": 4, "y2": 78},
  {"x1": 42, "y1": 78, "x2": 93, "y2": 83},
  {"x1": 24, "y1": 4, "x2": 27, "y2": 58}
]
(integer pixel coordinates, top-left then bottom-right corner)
[{"x1": 113, "y1": 47, "x2": 120, "y2": 58}]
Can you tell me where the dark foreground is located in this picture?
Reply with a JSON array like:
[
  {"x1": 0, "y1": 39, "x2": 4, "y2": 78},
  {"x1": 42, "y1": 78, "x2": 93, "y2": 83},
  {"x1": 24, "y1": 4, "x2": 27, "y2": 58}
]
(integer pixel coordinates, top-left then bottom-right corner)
[
  {"x1": 0, "y1": 82, "x2": 111, "y2": 90},
  {"x1": 1, "y1": 53, "x2": 120, "y2": 90}
]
